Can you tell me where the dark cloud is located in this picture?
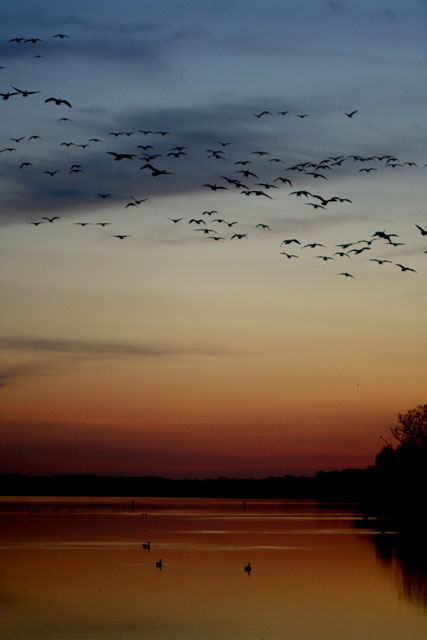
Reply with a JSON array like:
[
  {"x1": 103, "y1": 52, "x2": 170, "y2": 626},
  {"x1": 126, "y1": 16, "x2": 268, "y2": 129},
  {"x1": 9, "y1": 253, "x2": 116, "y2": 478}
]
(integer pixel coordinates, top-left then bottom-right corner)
[
  {"x1": 0, "y1": 335, "x2": 236, "y2": 358},
  {"x1": 1, "y1": 96, "x2": 419, "y2": 227}
]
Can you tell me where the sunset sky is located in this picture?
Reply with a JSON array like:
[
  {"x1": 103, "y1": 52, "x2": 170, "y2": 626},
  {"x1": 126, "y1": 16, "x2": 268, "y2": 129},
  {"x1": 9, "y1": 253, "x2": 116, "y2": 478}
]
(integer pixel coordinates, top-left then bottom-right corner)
[{"x1": 1, "y1": 0, "x2": 426, "y2": 478}]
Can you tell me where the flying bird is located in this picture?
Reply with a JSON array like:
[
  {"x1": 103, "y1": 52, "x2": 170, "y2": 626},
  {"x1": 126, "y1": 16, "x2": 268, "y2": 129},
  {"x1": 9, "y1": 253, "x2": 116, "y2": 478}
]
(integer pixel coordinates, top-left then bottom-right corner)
[
  {"x1": 11, "y1": 86, "x2": 41, "y2": 97},
  {"x1": 107, "y1": 152, "x2": 135, "y2": 161},
  {"x1": 42, "y1": 216, "x2": 60, "y2": 223},
  {"x1": 45, "y1": 97, "x2": 72, "y2": 107},
  {"x1": 281, "y1": 252, "x2": 299, "y2": 259},
  {"x1": 395, "y1": 264, "x2": 417, "y2": 273},
  {"x1": 0, "y1": 91, "x2": 18, "y2": 100},
  {"x1": 345, "y1": 111, "x2": 358, "y2": 118},
  {"x1": 415, "y1": 224, "x2": 427, "y2": 236},
  {"x1": 203, "y1": 184, "x2": 227, "y2": 190}
]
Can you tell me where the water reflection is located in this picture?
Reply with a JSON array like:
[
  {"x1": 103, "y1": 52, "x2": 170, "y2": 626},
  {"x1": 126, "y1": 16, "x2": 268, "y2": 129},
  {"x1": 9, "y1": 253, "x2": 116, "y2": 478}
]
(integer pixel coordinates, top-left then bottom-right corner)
[
  {"x1": 0, "y1": 498, "x2": 425, "y2": 640},
  {"x1": 373, "y1": 530, "x2": 427, "y2": 609}
]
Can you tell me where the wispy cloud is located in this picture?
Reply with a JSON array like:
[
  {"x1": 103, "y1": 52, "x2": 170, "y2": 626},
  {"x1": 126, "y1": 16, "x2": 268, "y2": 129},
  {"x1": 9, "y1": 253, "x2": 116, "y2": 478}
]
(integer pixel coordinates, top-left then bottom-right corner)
[
  {"x1": 0, "y1": 335, "x2": 238, "y2": 388},
  {"x1": 0, "y1": 336, "x2": 236, "y2": 358}
]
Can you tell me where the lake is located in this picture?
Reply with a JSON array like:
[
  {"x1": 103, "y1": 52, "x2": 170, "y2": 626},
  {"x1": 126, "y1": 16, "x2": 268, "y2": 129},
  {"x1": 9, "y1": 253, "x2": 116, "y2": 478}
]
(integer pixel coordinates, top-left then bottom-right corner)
[{"x1": 0, "y1": 497, "x2": 425, "y2": 639}]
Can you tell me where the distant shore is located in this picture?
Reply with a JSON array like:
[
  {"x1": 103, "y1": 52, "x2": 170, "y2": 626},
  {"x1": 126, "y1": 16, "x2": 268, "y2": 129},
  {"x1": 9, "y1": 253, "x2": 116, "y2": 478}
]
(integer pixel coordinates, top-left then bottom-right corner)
[{"x1": 0, "y1": 468, "x2": 376, "y2": 499}]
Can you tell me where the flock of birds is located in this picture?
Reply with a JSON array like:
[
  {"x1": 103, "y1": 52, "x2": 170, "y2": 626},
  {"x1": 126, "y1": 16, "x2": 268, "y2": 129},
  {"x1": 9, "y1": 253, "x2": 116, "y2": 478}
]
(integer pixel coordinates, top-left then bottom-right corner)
[{"x1": 2, "y1": 32, "x2": 426, "y2": 281}]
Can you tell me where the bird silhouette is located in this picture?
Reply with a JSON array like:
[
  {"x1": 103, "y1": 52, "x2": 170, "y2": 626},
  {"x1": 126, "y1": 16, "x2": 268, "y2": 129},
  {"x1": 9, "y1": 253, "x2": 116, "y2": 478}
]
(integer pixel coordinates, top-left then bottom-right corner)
[
  {"x1": 415, "y1": 224, "x2": 427, "y2": 236},
  {"x1": 395, "y1": 264, "x2": 417, "y2": 273},
  {"x1": 45, "y1": 97, "x2": 72, "y2": 107},
  {"x1": 0, "y1": 92, "x2": 18, "y2": 100},
  {"x1": 108, "y1": 152, "x2": 135, "y2": 161},
  {"x1": 42, "y1": 216, "x2": 60, "y2": 223},
  {"x1": 345, "y1": 110, "x2": 358, "y2": 118},
  {"x1": 11, "y1": 86, "x2": 41, "y2": 97}
]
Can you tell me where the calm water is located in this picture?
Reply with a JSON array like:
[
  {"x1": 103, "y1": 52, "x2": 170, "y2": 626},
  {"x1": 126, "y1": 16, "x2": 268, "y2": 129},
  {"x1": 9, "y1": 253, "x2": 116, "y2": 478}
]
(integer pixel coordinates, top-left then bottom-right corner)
[{"x1": 0, "y1": 497, "x2": 425, "y2": 640}]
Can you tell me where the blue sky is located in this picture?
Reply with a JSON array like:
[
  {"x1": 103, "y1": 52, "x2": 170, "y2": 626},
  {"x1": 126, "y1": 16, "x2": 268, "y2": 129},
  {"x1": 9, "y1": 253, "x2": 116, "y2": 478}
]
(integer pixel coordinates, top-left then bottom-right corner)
[{"x1": 0, "y1": 0, "x2": 426, "y2": 477}]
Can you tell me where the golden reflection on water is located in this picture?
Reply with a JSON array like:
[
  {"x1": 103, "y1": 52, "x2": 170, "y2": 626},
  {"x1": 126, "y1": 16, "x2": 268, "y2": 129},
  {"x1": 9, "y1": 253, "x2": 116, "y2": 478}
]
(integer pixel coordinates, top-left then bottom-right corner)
[{"x1": 0, "y1": 498, "x2": 425, "y2": 640}]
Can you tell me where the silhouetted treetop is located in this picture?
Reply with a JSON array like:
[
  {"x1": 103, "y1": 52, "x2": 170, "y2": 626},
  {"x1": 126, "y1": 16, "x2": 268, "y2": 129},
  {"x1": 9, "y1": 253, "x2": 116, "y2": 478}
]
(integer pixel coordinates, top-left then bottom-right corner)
[{"x1": 391, "y1": 404, "x2": 427, "y2": 450}]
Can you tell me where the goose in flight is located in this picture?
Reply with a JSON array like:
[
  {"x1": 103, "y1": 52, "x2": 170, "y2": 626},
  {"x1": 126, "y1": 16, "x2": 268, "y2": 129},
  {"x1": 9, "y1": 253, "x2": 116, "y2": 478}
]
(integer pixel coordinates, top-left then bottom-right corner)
[
  {"x1": 44, "y1": 170, "x2": 60, "y2": 176},
  {"x1": 130, "y1": 196, "x2": 149, "y2": 205},
  {"x1": 280, "y1": 239, "x2": 300, "y2": 246},
  {"x1": 370, "y1": 259, "x2": 392, "y2": 265},
  {"x1": 45, "y1": 97, "x2": 72, "y2": 107},
  {"x1": 281, "y1": 252, "x2": 299, "y2": 259},
  {"x1": 11, "y1": 86, "x2": 41, "y2": 97},
  {"x1": 1, "y1": 91, "x2": 18, "y2": 100},
  {"x1": 289, "y1": 190, "x2": 313, "y2": 198},
  {"x1": 415, "y1": 224, "x2": 427, "y2": 236},
  {"x1": 395, "y1": 264, "x2": 417, "y2": 273},
  {"x1": 203, "y1": 184, "x2": 227, "y2": 190},
  {"x1": 113, "y1": 234, "x2": 132, "y2": 239},
  {"x1": 274, "y1": 177, "x2": 292, "y2": 186},
  {"x1": 256, "y1": 224, "x2": 271, "y2": 230},
  {"x1": 231, "y1": 233, "x2": 247, "y2": 239},
  {"x1": 345, "y1": 111, "x2": 358, "y2": 118},
  {"x1": 97, "y1": 193, "x2": 112, "y2": 199},
  {"x1": 236, "y1": 169, "x2": 258, "y2": 178},
  {"x1": 306, "y1": 203, "x2": 326, "y2": 209},
  {"x1": 108, "y1": 152, "x2": 135, "y2": 161},
  {"x1": 241, "y1": 190, "x2": 273, "y2": 199},
  {"x1": 42, "y1": 216, "x2": 60, "y2": 223},
  {"x1": 169, "y1": 218, "x2": 182, "y2": 223},
  {"x1": 338, "y1": 272, "x2": 355, "y2": 278}
]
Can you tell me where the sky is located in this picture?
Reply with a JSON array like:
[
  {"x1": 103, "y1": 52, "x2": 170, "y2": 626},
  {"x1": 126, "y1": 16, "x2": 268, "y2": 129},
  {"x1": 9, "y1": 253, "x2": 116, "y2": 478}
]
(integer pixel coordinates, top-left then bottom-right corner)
[{"x1": 0, "y1": 0, "x2": 426, "y2": 478}]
